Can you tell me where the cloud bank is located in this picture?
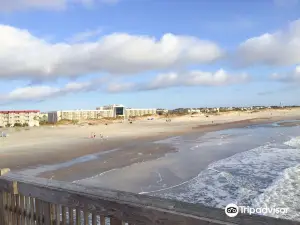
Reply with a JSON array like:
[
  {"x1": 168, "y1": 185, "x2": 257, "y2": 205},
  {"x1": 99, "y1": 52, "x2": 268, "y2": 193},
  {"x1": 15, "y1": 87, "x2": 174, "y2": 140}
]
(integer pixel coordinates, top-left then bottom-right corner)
[
  {"x1": 0, "y1": 25, "x2": 223, "y2": 81},
  {"x1": 107, "y1": 69, "x2": 249, "y2": 93},
  {"x1": 271, "y1": 65, "x2": 300, "y2": 82},
  {"x1": 1, "y1": 18, "x2": 300, "y2": 104},
  {"x1": 236, "y1": 20, "x2": 300, "y2": 67},
  {"x1": 0, "y1": 69, "x2": 248, "y2": 103}
]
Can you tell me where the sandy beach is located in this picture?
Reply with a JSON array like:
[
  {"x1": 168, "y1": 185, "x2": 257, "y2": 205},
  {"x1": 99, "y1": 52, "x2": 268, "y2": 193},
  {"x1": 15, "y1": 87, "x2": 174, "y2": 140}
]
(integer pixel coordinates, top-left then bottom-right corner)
[{"x1": 1, "y1": 108, "x2": 300, "y2": 184}]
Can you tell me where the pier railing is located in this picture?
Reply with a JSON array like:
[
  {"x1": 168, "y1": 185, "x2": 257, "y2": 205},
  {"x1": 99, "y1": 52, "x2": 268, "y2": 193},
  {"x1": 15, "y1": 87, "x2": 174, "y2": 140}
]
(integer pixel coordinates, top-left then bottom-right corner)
[{"x1": 0, "y1": 168, "x2": 299, "y2": 225}]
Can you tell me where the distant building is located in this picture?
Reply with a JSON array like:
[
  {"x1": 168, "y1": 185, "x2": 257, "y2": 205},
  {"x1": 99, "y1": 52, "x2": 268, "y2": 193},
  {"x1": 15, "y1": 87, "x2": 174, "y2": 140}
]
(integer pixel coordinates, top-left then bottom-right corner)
[
  {"x1": 187, "y1": 108, "x2": 201, "y2": 113},
  {"x1": 48, "y1": 110, "x2": 104, "y2": 123},
  {"x1": 0, "y1": 110, "x2": 40, "y2": 127},
  {"x1": 156, "y1": 109, "x2": 169, "y2": 115},
  {"x1": 47, "y1": 104, "x2": 157, "y2": 123},
  {"x1": 97, "y1": 104, "x2": 157, "y2": 118}
]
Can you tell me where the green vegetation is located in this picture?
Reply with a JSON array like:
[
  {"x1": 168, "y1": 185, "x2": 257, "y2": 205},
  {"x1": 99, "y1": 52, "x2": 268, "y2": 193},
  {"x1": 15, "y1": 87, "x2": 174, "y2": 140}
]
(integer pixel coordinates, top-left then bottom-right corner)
[
  {"x1": 55, "y1": 119, "x2": 78, "y2": 125},
  {"x1": 165, "y1": 112, "x2": 189, "y2": 117},
  {"x1": 102, "y1": 117, "x2": 120, "y2": 121},
  {"x1": 39, "y1": 121, "x2": 53, "y2": 125},
  {"x1": 39, "y1": 115, "x2": 48, "y2": 122},
  {"x1": 141, "y1": 114, "x2": 154, "y2": 117},
  {"x1": 13, "y1": 122, "x2": 29, "y2": 127}
]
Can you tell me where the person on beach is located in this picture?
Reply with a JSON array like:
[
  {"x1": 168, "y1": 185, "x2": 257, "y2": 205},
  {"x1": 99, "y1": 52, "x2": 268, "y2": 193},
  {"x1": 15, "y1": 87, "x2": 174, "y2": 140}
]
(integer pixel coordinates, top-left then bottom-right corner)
[{"x1": 90, "y1": 132, "x2": 96, "y2": 139}]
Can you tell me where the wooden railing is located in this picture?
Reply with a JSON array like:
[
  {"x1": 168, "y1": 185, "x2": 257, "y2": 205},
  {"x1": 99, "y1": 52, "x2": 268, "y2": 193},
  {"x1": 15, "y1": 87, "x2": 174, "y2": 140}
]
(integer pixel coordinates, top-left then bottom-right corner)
[{"x1": 1, "y1": 168, "x2": 300, "y2": 225}]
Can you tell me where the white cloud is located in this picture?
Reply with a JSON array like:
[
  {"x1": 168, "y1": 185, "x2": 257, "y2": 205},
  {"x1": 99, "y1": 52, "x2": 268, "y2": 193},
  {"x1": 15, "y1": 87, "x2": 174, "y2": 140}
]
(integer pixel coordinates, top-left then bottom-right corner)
[
  {"x1": 0, "y1": 0, "x2": 119, "y2": 12},
  {"x1": 0, "y1": 80, "x2": 110, "y2": 103},
  {"x1": 271, "y1": 65, "x2": 300, "y2": 82},
  {"x1": 0, "y1": 79, "x2": 103, "y2": 103},
  {"x1": 0, "y1": 25, "x2": 223, "y2": 81},
  {"x1": 66, "y1": 28, "x2": 102, "y2": 43},
  {"x1": 236, "y1": 19, "x2": 300, "y2": 67},
  {"x1": 7, "y1": 86, "x2": 60, "y2": 101},
  {"x1": 107, "y1": 82, "x2": 136, "y2": 93},
  {"x1": 107, "y1": 69, "x2": 249, "y2": 93},
  {"x1": 0, "y1": 69, "x2": 248, "y2": 103}
]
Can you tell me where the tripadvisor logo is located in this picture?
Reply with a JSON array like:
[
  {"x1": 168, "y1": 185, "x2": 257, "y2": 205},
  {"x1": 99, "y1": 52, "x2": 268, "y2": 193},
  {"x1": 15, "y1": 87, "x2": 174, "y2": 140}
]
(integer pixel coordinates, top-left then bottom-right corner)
[
  {"x1": 225, "y1": 203, "x2": 288, "y2": 217},
  {"x1": 225, "y1": 203, "x2": 239, "y2": 217}
]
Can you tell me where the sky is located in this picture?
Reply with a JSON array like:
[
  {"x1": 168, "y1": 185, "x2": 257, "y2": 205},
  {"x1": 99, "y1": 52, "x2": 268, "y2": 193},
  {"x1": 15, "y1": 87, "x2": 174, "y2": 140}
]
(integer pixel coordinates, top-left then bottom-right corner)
[{"x1": 0, "y1": 0, "x2": 300, "y2": 111}]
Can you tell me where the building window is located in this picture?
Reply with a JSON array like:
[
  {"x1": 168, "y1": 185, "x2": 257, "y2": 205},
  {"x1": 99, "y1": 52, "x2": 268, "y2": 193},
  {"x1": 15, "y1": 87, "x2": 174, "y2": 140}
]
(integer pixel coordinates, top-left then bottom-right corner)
[{"x1": 115, "y1": 107, "x2": 124, "y2": 116}]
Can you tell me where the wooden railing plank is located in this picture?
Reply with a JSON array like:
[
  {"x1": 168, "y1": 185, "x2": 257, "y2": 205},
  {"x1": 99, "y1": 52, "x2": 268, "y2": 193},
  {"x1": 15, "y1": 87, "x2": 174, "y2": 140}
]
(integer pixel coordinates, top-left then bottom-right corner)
[
  {"x1": 3, "y1": 192, "x2": 9, "y2": 225},
  {"x1": 84, "y1": 209, "x2": 89, "y2": 225},
  {"x1": 110, "y1": 218, "x2": 123, "y2": 225},
  {"x1": 56, "y1": 204, "x2": 61, "y2": 225},
  {"x1": 11, "y1": 194, "x2": 17, "y2": 225},
  {"x1": 1, "y1": 172, "x2": 300, "y2": 225},
  {"x1": 24, "y1": 196, "x2": 29, "y2": 225},
  {"x1": 35, "y1": 198, "x2": 40, "y2": 225},
  {"x1": 100, "y1": 215, "x2": 105, "y2": 225},
  {"x1": 0, "y1": 190, "x2": 4, "y2": 225},
  {"x1": 36, "y1": 198, "x2": 44, "y2": 225},
  {"x1": 16, "y1": 194, "x2": 20, "y2": 225},
  {"x1": 75, "y1": 208, "x2": 81, "y2": 225},
  {"x1": 68, "y1": 207, "x2": 74, "y2": 225},
  {"x1": 62, "y1": 206, "x2": 67, "y2": 225},
  {"x1": 43, "y1": 200, "x2": 52, "y2": 225},
  {"x1": 7, "y1": 193, "x2": 12, "y2": 225},
  {"x1": 29, "y1": 197, "x2": 35, "y2": 225},
  {"x1": 20, "y1": 195, "x2": 25, "y2": 225},
  {"x1": 91, "y1": 213, "x2": 97, "y2": 225}
]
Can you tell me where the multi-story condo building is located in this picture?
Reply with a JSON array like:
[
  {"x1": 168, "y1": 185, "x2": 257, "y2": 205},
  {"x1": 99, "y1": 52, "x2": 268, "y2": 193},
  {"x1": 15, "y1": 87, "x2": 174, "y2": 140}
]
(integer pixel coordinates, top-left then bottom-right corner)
[
  {"x1": 47, "y1": 104, "x2": 157, "y2": 123},
  {"x1": 96, "y1": 104, "x2": 157, "y2": 118},
  {"x1": 0, "y1": 110, "x2": 40, "y2": 127},
  {"x1": 47, "y1": 109, "x2": 111, "y2": 123}
]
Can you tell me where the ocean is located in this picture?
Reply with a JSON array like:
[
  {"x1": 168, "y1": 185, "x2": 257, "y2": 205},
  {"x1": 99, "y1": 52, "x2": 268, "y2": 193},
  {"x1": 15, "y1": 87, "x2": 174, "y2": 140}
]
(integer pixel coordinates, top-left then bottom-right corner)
[
  {"x1": 18, "y1": 120, "x2": 300, "y2": 222},
  {"x1": 149, "y1": 121, "x2": 300, "y2": 221},
  {"x1": 75, "y1": 120, "x2": 300, "y2": 221}
]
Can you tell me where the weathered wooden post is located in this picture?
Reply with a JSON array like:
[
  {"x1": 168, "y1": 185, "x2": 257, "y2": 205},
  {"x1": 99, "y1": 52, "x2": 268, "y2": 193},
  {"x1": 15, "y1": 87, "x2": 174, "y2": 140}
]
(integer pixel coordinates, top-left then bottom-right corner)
[{"x1": 0, "y1": 168, "x2": 11, "y2": 225}]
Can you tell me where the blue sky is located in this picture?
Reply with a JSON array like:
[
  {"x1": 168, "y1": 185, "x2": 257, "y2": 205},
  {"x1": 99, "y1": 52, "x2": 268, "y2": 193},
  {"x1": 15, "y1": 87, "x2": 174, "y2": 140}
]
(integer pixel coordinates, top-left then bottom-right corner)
[{"x1": 0, "y1": 0, "x2": 300, "y2": 111}]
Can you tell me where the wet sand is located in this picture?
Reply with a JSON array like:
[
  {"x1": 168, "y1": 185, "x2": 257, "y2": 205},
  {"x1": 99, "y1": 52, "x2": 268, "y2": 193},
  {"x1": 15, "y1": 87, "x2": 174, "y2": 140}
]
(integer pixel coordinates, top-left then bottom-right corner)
[{"x1": 277, "y1": 121, "x2": 300, "y2": 127}]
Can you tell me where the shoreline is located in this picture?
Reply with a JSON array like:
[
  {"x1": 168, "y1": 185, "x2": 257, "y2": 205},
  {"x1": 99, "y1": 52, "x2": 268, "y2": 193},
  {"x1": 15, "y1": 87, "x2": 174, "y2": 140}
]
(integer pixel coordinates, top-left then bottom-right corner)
[
  {"x1": 1, "y1": 110, "x2": 300, "y2": 184},
  {"x1": 71, "y1": 116, "x2": 300, "y2": 194}
]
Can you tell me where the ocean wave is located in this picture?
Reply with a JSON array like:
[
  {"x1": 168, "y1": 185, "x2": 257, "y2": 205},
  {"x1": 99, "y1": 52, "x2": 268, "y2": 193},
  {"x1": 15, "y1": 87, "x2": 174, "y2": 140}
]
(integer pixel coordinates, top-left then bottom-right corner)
[
  {"x1": 252, "y1": 164, "x2": 300, "y2": 221},
  {"x1": 284, "y1": 137, "x2": 300, "y2": 148},
  {"x1": 148, "y1": 144, "x2": 300, "y2": 220}
]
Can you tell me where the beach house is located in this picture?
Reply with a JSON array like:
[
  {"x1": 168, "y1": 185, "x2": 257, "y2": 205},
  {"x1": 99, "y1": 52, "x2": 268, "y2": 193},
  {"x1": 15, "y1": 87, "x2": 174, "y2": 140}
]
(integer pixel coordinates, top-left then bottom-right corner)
[{"x1": 0, "y1": 110, "x2": 40, "y2": 127}]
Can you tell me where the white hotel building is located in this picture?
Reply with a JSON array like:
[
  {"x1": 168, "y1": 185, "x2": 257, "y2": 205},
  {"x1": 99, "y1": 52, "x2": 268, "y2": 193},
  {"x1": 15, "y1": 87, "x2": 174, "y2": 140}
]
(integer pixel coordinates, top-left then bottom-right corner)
[
  {"x1": 47, "y1": 104, "x2": 157, "y2": 123},
  {"x1": 0, "y1": 110, "x2": 40, "y2": 127}
]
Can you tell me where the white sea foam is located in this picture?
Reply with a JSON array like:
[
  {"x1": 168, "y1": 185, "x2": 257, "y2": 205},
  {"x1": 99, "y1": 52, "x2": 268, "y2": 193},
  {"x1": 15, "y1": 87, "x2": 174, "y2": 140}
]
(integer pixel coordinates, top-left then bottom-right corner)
[
  {"x1": 284, "y1": 136, "x2": 300, "y2": 148},
  {"x1": 149, "y1": 144, "x2": 300, "y2": 221},
  {"x1": 252, "y1": 165, "x2": 300, "y2": 221}
]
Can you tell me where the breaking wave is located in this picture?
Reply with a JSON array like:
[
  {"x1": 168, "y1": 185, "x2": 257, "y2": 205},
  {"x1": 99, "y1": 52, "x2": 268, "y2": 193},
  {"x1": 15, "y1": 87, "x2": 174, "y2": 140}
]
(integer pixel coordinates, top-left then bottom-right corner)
[
  {"x1": 149, "y1": 139, "x2": 300, "y2": 221},
  {"x1": 284, "y1": 136, "x2": 300, "y2": 148}
]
